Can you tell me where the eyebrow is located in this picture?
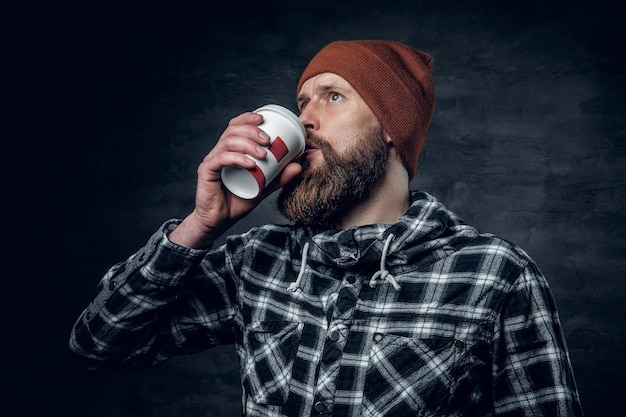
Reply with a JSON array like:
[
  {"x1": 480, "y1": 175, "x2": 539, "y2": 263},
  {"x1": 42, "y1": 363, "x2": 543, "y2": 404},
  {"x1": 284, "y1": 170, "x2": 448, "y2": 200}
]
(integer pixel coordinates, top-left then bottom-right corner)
[{"x1": 296, "y1": 83, "x2": 348, "y2": 107}]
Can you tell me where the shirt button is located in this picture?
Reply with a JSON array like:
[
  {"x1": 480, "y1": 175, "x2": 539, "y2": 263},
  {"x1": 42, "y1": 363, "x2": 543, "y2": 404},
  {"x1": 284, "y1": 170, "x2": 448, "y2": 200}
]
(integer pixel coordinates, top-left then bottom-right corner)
[
  {"x1": 314, "y1": 401, "x2": 325, "y2": 412},
  {"x1": 346, "y1": 275, "x2": 356, "y2": 284},
  {"x1": 373, "y1": 333, "x2": 384, "y2": 342},
  {"x1": 329, "y1": 330, "x2": 340, "y2": 342}
]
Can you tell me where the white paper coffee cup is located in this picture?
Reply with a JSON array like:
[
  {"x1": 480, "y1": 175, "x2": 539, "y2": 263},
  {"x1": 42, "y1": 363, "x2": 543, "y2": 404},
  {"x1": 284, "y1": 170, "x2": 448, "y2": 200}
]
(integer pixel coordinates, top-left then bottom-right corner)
[{"x1": 221, "y1": 104, "x2": 306, "y2": 199}]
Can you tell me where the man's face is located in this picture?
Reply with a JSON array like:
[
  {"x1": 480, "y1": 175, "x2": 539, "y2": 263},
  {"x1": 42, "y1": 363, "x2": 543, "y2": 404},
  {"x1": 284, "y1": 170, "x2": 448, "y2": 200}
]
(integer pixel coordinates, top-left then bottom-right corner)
[
  {"x1": 295, "y1": 72, "x2": 384, "y2": 167},
  {"x1": 277, "y1": 73, "x2": 390, "y2": 227}
]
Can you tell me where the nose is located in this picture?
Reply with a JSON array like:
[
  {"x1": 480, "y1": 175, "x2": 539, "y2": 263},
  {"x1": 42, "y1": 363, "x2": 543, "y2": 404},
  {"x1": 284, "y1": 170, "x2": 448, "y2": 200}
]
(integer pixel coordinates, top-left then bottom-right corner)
[{"x1": 299, "y1": 103, "x2": 318, "y2": 133}]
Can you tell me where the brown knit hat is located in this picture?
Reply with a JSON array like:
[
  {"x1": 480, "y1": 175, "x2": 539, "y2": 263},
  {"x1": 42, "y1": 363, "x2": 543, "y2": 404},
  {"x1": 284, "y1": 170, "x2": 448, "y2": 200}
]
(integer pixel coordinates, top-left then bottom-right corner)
[{"x1": 297, "y1": 40, "x2": 435, "y2": 179}]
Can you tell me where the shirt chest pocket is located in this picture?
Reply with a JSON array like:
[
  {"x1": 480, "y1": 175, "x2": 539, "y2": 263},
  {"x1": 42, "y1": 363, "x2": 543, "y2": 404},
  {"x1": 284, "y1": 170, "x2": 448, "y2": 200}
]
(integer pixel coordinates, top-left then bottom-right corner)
[
  {"x1": 363, "y1": 334, "x2": 468, "y2": 417},
  {"x1": 241, "y1": 320, "x2": 304, "y2": 406}
]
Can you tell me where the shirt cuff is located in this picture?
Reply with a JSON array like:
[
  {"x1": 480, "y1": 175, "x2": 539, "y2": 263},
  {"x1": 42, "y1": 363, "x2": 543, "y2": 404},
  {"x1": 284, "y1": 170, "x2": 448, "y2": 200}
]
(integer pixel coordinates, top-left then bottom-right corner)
[{"x1": 132, "y1": 219, "x2": 211, "y2": 287}]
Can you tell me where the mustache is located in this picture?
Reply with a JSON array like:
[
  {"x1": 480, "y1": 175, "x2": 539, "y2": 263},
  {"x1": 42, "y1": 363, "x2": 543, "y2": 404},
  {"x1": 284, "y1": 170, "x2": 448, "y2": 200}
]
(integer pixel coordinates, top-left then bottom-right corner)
[
  {"x1": 296, "y1": 134, "x2": 335, "y2": 165},
  {"x1": 305, "y1": 133, "x2": 329, "y2": 149}
]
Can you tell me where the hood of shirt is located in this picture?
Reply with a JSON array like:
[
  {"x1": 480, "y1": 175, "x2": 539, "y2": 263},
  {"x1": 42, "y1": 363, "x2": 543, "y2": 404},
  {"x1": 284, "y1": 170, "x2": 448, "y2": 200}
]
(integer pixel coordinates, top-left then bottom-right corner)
[{"x1": 295, "y1": 191, "x2": 479, "y2": 273}]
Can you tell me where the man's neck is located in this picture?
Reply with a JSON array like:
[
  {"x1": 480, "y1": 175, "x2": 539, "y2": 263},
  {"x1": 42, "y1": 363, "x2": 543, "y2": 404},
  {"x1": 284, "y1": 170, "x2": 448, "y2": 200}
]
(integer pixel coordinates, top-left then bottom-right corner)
[{"x1": 335, "y1": 160, "x2": 410, "y2": 229}]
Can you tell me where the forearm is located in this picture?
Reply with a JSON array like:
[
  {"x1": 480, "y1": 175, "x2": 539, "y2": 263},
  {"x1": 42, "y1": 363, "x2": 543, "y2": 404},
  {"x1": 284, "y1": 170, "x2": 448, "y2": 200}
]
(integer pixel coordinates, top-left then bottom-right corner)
[
  {"x1": 69, "y1": 220, "x2": 210, "y2": 367},
  {"x1": 69, "y1": 269, "x2": 175, "y2": 367}
]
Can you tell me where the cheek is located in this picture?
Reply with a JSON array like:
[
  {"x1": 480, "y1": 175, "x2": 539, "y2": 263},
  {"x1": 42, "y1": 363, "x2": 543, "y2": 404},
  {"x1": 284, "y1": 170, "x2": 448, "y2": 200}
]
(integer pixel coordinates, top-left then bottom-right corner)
[
  {"x1": 322, "y1": 105, "x2": 380, "y2": 150},
  {"x1": 334, "y1": 125, "x2": 379, "y2": 156}
]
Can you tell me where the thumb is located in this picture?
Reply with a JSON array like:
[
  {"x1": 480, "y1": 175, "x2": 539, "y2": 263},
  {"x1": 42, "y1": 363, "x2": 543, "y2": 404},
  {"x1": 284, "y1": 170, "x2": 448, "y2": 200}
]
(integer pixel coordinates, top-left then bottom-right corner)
[{"x1": 263, "y1": 162, "x2": 303, "y2": 195}]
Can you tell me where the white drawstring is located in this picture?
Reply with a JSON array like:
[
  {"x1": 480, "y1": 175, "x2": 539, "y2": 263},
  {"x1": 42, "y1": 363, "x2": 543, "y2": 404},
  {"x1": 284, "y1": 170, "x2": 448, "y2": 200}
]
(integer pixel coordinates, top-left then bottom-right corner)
[
  {"x1": 288, "y1": 242, "x2": 309, "y2": 292},
  {"x1": 289, "y1": 235, "x2": 399, "y2": 293},
  {"x1": 369, "y1": 234, "x2": 400, "y2": 291}
]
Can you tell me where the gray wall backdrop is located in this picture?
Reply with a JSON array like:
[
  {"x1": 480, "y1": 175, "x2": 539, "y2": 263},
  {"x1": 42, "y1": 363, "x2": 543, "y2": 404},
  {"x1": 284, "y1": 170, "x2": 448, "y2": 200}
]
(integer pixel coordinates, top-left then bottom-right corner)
[{"x1": 5, "y1": 0, "x2": 624, "y2": 416}]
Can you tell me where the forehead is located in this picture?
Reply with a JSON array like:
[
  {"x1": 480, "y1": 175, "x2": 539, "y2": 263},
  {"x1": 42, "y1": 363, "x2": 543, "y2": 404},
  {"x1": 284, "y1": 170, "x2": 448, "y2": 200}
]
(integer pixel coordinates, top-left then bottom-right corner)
[{"x1": 297, "y1": 72, "x2": 355, "y2": 97}]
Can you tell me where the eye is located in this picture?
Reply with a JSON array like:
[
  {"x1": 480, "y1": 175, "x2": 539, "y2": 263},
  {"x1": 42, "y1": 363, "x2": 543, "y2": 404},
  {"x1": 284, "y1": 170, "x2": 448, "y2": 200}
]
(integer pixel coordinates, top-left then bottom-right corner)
[
  {"x1": 298, "y1": 100, "x2": 308, "y2": 112},
  {"x1": 330, "y1": 92, "x2": 342, "y2": 103}
]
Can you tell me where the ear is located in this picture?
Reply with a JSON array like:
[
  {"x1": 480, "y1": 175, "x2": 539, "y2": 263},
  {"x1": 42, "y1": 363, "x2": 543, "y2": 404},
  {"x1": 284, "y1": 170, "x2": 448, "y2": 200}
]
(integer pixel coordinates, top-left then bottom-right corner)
[{"x1": 384, "y1": 132, "x2": 403, "y2": 162}]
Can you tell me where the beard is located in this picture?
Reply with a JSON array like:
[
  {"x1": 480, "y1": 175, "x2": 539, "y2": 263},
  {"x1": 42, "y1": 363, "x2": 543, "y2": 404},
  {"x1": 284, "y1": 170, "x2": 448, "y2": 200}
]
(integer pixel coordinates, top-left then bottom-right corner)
[{"x1": 277, "y1": 124, "x2": 389, "y2": 228}]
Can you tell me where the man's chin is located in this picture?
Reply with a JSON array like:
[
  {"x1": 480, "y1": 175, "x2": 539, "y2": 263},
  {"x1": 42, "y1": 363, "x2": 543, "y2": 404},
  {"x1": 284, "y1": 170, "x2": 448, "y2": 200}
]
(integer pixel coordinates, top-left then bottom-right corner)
[{"x1": 277, "y1": 172, "x2": 330, "y2": 226}]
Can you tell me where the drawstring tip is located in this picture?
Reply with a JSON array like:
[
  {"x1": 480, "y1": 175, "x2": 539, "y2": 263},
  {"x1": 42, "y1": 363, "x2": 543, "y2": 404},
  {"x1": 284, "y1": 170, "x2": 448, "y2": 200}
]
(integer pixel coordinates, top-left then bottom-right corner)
[
  {"x1": 369, "y1": 233, "x2": 400, "y2": 291},
  {"x1": 369, "y1": 271, "x2": 401, "y2": 291}
]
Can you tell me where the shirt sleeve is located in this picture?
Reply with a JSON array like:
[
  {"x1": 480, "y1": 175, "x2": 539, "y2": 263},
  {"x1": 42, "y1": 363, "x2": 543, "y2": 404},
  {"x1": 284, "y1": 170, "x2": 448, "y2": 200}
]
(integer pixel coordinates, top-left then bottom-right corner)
[
  {"x1": 491, "y1": 261, "x2": 584, "y2": 416},
  {"x1": 68, "y1": 220, "x2": 240, "y2": 368}
]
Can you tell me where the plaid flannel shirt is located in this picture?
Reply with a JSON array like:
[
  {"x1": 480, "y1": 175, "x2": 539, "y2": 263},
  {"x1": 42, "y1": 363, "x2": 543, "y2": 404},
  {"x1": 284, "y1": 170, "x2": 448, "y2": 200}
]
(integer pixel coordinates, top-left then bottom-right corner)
[{"x1": 70, "y1": 191, "x2": 583, "y2": 417}]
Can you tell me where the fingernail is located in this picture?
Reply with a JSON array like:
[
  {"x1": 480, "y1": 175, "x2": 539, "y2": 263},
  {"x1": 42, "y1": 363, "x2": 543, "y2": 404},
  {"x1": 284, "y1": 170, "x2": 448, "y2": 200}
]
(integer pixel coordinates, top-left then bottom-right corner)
[{"x1": 259, "y1": 131, "x2": 269, "y2": 141}]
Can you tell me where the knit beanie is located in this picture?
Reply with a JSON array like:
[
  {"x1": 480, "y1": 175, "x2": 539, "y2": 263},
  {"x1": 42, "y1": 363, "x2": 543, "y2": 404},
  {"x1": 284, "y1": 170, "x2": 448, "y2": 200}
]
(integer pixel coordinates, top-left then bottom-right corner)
[{"x1": 297, "y1": 40, "x2": 435, "y2": 179}]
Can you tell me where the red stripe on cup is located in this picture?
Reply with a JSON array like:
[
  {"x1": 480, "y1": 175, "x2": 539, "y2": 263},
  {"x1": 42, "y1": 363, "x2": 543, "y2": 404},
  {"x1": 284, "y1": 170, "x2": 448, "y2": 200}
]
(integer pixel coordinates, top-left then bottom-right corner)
[
  {"x1": 248, "y1": 165, "x2": 266, "y2": 193},
  {"x1": 268, "y1": 136, "x2": 289, "y2": 162}
]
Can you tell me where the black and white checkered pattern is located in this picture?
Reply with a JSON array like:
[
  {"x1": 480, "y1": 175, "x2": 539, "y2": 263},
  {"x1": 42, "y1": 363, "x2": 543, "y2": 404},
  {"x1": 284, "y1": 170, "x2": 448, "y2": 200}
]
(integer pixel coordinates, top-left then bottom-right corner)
[{"x1": 70, "y1": 191, "x2": 583, "y2": 416}]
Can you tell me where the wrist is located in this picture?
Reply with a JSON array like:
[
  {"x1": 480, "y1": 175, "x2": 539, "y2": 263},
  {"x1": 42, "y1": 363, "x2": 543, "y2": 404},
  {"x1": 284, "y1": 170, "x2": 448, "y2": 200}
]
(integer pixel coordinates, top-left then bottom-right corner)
[{"x1": 168, "y1": 213, "x2": 219, "y2": 249}]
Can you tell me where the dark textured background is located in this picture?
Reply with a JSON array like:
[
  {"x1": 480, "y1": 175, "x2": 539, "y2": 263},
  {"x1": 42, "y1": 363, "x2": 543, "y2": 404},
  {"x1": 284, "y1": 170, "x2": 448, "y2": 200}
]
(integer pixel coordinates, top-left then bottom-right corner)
[{"x1": 4, "y1": 0, "x2": 624, "y2": 416}]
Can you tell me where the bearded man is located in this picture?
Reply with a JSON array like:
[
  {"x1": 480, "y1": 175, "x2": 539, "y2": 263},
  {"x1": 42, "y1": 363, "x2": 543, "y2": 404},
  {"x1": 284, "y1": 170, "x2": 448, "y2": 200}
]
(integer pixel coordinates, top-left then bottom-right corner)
[{"x1": 70, "y1": 40, "x2": 583, "y2": 417}]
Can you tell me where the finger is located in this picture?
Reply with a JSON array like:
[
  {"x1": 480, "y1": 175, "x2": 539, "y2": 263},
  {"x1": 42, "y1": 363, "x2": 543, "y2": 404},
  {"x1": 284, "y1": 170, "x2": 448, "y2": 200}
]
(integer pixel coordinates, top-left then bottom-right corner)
[
  {"x1": 207, "y1": 126, "x2": 272, "y2": 162},
  {"x1": 228, "y1": 111, "x2": 264, "y2": 127},
  {"x1": 203, "y1": 152, "x2": 256, "y2": 177},
  {"x1": 220, "y1": 123, "x2": 271, "y2": 148},
  {"x1": 277, "y1": 162, "x2": 303, "y2": 186},
  {"x1": 212, "y1": 136, "x2": 268, "y2": 161},
  {"x1": 262, "y1": 162, "x2": 303, "y2": 196}
]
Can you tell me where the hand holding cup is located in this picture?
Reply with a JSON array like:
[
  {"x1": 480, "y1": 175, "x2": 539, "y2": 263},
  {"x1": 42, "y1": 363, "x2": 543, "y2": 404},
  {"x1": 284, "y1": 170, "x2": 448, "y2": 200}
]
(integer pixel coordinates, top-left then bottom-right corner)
[{"x1": 221, "y1": 104, "x2": 306, "y2": 199}]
